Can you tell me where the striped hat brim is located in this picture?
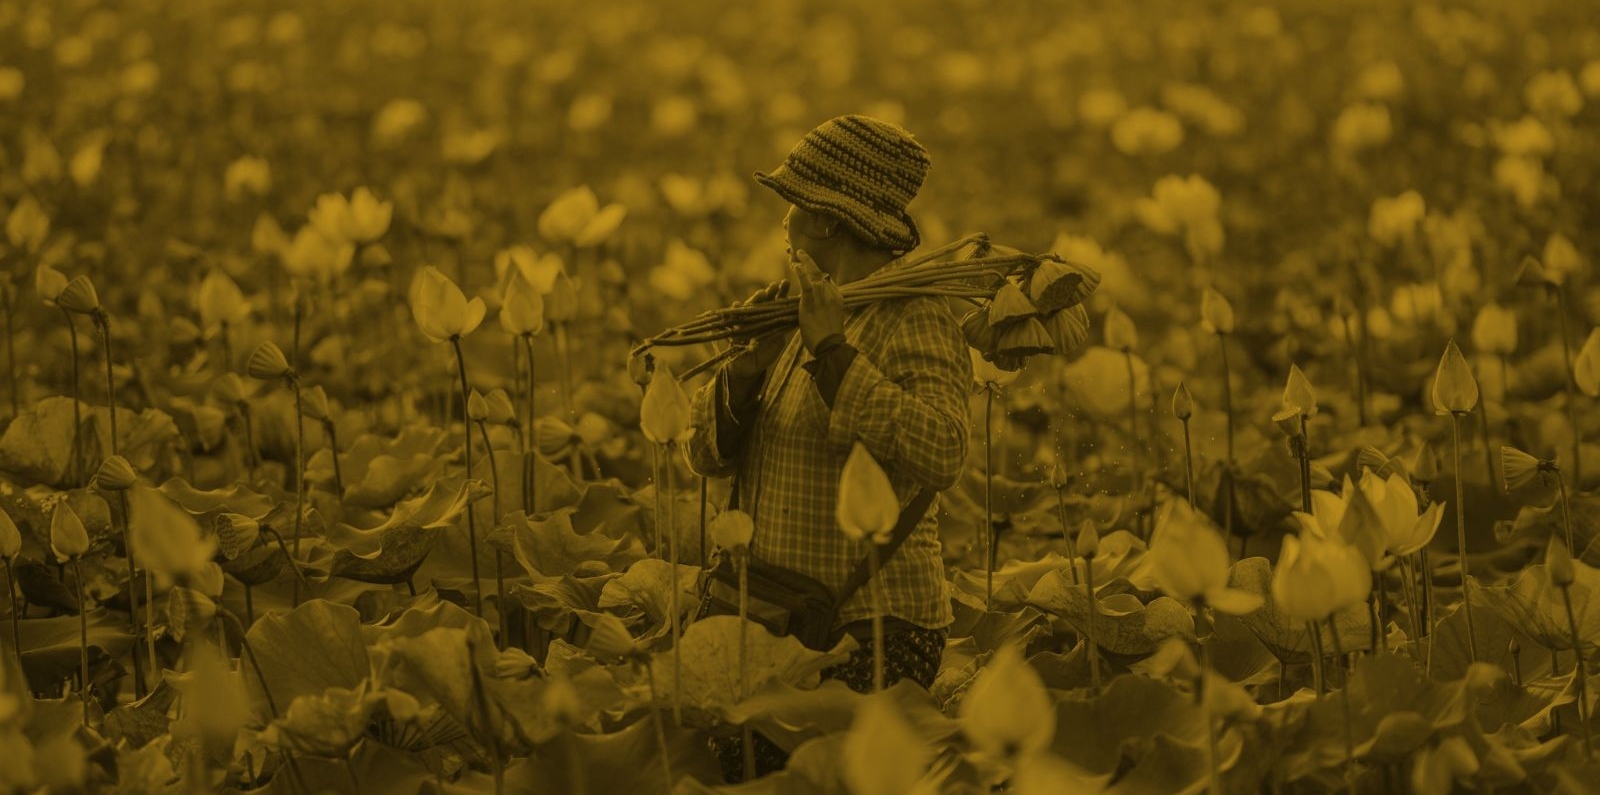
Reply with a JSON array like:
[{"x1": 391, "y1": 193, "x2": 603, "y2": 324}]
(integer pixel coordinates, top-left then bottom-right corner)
[{"x1": 754, "y1": 165, "x2": 921, "y2": 252}]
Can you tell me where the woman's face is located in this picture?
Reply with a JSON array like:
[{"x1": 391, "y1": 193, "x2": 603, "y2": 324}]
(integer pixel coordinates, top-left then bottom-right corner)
[{"x1": 782, "y1": 205, "x2": 839, "y2": 265}]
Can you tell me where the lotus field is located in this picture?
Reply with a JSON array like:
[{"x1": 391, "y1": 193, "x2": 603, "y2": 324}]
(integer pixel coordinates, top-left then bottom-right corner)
[{"x1": 4, "y1": 0, "x2": 1600, "y2": 792}]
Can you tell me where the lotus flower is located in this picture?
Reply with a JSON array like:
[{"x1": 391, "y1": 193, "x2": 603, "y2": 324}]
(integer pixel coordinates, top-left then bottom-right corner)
[
  {"x1": 197, "y1": 270, "x2": 251, "y2": 331},
  {"x1": 410, "y1": 266, "x2": 485, "y2": 342},
  {"x1": 1199, "y1": 286, "x2": 1234, "y2": 335},
  {"x1": 1367, "y1": 190, "x2": 1425, "y2": 248},
  {"x1": 708, "y1": 509, "x2": 754, "y2": 551},
  {"x1": 1145, "y1": 500, "x2": 1262, "y2": 614},
  {"x1": 50, "y1": 502, "x2": 89, "y2": 561},
  {"x1": 130, "y1": 484, "x2": 218, "y2": 580},
  {"x1": 1102, "y1": 305, "x2": 1137, "y2": 351},
  {"x1": 959, "y1": 644, "x2": 1054, "y2": 758},
  {"x1": 1430, "y1": 339, "x2": 1478, "y2": 414},
  {"x1": 838, "y1": 443, "x2": 898, "y2": 543},
  {"x1": 639, "y1": 363, "x2": 690, "y2": 444},
  {"x1": 1272, "y1": 363, "x2": 1317, "y2": 423},
  {"x1": 1271, "y1": 521, "x2": 1371, "y2": 622},
  {"x1": 309, "y1": 187, "x2": 392, "y2": 245},
  {"x1": 499, "y1": 268, "x2": 545, "y2": 336}
]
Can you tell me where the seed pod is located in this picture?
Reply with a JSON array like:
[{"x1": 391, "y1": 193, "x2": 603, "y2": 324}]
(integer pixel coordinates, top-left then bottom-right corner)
[
  {"x1": 1499, "y1": 446, "x2": 1541, "y2": 492},
  {"x1": 57, "y1": 275, "x2": 100, "y2": 314},
  {"x1": 995, "y1": 316, "x2": 1055, "y2": 358},
  {"x1": 1028, "y1": 258, "x2": 1100, "y2": 314},
  {"x1": 960, "y1": 308, "x2": 997, "y2": 354},
  {"x1": 534, "y1": 417, "x2": 577, "y2": 457},
  {"x1": 94, "y1": 455, "x2": 137, "y2": 491},
  {"x1": 1040, "y1": 305, "x2": 1091, "y2": 354},
  {"x1": 987, "y1": 283, "x2": 1039, "y2": 326},
  {"x1": 246, "y1": 342, "x2": 292, "y2": 380},
  {"x1": 301, "y1": 385, "x2": 332, "y2": 422}
]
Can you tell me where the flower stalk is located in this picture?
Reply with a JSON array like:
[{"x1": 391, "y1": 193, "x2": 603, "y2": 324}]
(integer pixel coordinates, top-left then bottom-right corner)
[
  {"x1": 1448, "y1": 413, "x2": 1479, "y2": 663},
  {"x1": 450, "y1": 336, "x2": 484, "y2": 618},
  {"x1": 477, "y1": 419, "x2": 507, "y2": 646}
]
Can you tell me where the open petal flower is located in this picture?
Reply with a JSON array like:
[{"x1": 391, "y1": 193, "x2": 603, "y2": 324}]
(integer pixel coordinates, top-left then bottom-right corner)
[
  {"x1": 1272, "y1": 521, "x2": 1371, "y2": 622},
  {"x1": 959, "y1": 644, "x2": 1054, "y2": 758},
  {"x1": 1146, "y1": 499, "x2": 1262, "y2": 614},
  {"x1": 410, "y1": 266, "x2": 485, "y2": 342}
]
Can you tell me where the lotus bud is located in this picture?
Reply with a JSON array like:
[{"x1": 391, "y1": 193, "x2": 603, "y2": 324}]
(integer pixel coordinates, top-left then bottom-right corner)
[
  {"x1": 1543, "y1": 233, "x2": 1583, "y2": 285},
  {"x1": 1411, "y1": 443, "x2": 1439, "y2": 484},
  {"x1": 838, "y1": 443, "x2": 898, "y2": 544},
  {"x1": 495, "y1": 646, "x2": 541, "y2": 679},
  {"x1": 35, "y1": 264, "x2": 68, "y2": 303},
  {"x1": 1040, "y1": 304, "x2": 1091, "y2": 354},
  {"x1": 1575, "y1": 328, "x2": 1600, "y2": 397},
  {"x1": 212, "y1": 372, "x2": 253, "y2": 405},
  {"x1": 958, "y1": 644, "x2": 1054, "y2": 758},
  {"x1": 1049, "y1": 458, "x2": 1070, "y2": 491},
  {"x1": 467, "y1": 389, "x2": 489, "y2": 423},
  {"x1": 197, "y1": 270, "x2": 249, "y2": 330},
  {"x1": 708, "y1": 509, "x2": 755, "y2": 552},
  {"x1": 1172, "y1": 381, "x2": 1194, "y2": 420},
  {"x1": 483, "y1": 389, "x2": 517, "y2": 425},
  {"x1": 533, "y1": 417, "x2": 577, "y2": 457},
  {"x1": 1513, "y1": 255, "x2": 1554, "y2": 288},
  {"x1": 544, "y1": 271, "x2": 579, "y2": 324},
  {"x1": 639, "y1": 363, "x2": 691, "y2": 445},
  {"x1": 94, "y1": 455, "x2": 137, "y2": 491},
  {"x1": 1199, "y1": 287, "x2": 1234, "y2": 335},
  {"x1": 246, "y1": 342, "x2": 293, "y2": 380},
  {"x1": 1027, "y1": 258, "x2": 1100, "y2": 314},
  {"x1": 50, "y1": 502, "x2": 90, "y2": 561},
  {"x1": 0, "y1": 508, "x2": 20, "y2": 559},
  {"x1": 1075, "y1": 523, "x2": 1100, "y2": 560},
  {"x1": 252, "y1": 212, "x2": 288, "y2": 257},
  {"x1": 1430, "y1": 338, "x2": 1479, "y2": 415},
  {"x1": 1271, "y1": 363, "x2": 1317, "y2": 424},
  {"x1": 1546, "y1": 535, "x2": 1575, "y2": 586},
  {"x1": 843, "y1": 694, "x2": 933, "y2": 795},
  {"x1": 56, "y1": 275, "x2": 100, "y2": 315},
  {"x1": 1500, "y1": 446, "x2": 1542, "y2": 491},
  {"x1": 499, "y1": 268, "x2": 545, "y2": 336},
  {"x1": 300, "y1": 385, "x2": 331, "y2": 422},
  {"x1": 960, "y1": 308, "x2": 997, "y2": 353},
  {"x1": 995, "y1": 316, "x2": 1055, "y2": 358},
  {"x1": 1102, "y1": 305, "x2": 1137, "y2": 351}
]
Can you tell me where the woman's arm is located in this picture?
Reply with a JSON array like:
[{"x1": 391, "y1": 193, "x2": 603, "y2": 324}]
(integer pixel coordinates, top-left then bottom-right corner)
[{"x1": 811, "y1": 297, "x2": 972, "y2": 491}]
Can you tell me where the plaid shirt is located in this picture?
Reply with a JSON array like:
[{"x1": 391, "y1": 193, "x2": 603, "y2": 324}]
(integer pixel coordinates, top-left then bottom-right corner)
[{"x1": 686, "y1": 295, "x2": 971, "y2": 629}]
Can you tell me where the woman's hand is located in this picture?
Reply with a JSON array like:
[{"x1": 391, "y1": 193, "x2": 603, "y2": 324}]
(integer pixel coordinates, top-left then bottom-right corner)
[{"x1": 790, "y1": 250, "x2": 845, "y2": 354}]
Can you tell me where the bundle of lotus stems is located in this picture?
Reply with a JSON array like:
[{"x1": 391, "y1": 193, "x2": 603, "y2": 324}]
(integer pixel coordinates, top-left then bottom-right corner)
[{"x1": 633, "y1": 233, "x2": 1103, "y2": 380}]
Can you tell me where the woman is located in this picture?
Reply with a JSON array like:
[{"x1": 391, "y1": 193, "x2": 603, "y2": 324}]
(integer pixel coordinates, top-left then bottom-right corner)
[{"x1": 685, "y1": 114, "x2": 972, "y2": 779}]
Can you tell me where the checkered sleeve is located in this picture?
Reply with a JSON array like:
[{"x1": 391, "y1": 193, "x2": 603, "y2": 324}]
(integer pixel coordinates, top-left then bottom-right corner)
[{"x1": 824, "y1": 297, "x2": 972, "y2": 490}]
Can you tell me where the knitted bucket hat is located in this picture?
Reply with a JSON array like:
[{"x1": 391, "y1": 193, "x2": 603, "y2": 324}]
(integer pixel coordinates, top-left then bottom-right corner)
[{"x1": 754, "y1": 114, "x2": 931, "y2": 253}]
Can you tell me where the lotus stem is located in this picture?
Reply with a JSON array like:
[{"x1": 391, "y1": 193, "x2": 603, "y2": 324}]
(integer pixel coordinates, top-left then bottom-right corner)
[
  {"x1": 290, "y1": 375, "x2": 306, "y2": 608},
  {"x1": 983, "y1": 384, "x2": 995, "y2": 608},
  {"x1": 238, "y1": 403, "x2": 259, "y2": 478},
  {"x1": 464, "y1": 636, "x2": 505, "y2": 795},
  {"x1": 113, "y1": 490, "x2": 144, "y2": 696},
  {"x1": 1297, "y1": 415, "x2": 1312, "y2": 514},
  {"x1": 698, "y1": 477, "x2": 709, "y2": 565},
  {"x1": 1559, "y1": 583, "x2": 1592, "y2": 757},
  {"x1": 95, "y1": 311, "x2": 118, "y2": 457},
  {"x1": 219, "y1": 321, "x2": 232, "y2": 374},
  {"x1": 145, "y1": 557, "x2": 158, "y2": 682},
  {"x1": 1328, "y1": 626, "x2": 1357, "y2": 795},
  {"x1": 1372, "y1": 571, "x2": 1389, "y2": 654},
  {"x1": 737, "y1": 550, "x2": 753, "y2": 781},
  {"x1": 1449, "y1": 413, "x2": 1479, "y2": 664},
  {"x1": 5, "y1": 559, "x2": 24, "y2": 687},
  {"x1": 1123, "y1": 349, "x2": 1144, "y2": 539},
  {"x1": 1555, "y1": 285, "x2": 1582, "y2": 487},
  {"x1": 1199, "y1": 621, "x2": 1222, "y2": 795},
  {"x1": 72, "y1": 558, "x2": 89, "y2": 725},
  {"x1": 478, "y1": 420, "x2": 507, "y2": 647},
  {"x1": 1554, "y1": 470, "x2": 1575, "y2": 554},
  {"x1": 65, "y1": 308, "x2": 84, "y2": 486},
  {"x1": 1477, "y1": 402, "x2": 1495, "y2": 492},
  {"x1": 1085, "y1": 553, "x2": 1101, "y2": 695},
  {"x1": 1307, "y1": 620, "x2": 1327, "y2": 697},
  {"x1": 1181, "y1": 416, "x2": 1196, "y2": 509},
  {"x1": 664, "y1": 442, "x2": 683, "y2": 725},
  {"x1": 642, "y1": 658, "x2": 676, "y2": 790},
  {"x1": 522, "y1": 333, "x2": 537, "y2": 514},
  {"x1": 450, "y1": 336, "x2": 484, "y2": 618},
  {"x1": 868, "y1": 543, "x2": 885, "y2": 693},
  {"x1": 1342, "y1": 310, "x2": 1368, "y2": 427},
  {"x1": 1510, "y1": 638, "x2": 1522, "y2": 686},
  {"x1": 1054, "y1": 484, "x2": 1078, "y2": 587},
  {"x1": 1218, "y1": 334, "x2": 1236, "y2": 540},
  {"x1": 323, "y1": 418, "x2": 344, "y2": 499}
]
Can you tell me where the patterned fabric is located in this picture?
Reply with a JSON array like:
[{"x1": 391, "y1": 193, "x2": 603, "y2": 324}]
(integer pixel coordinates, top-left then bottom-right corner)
[
  {"x1": 753, "y1": 115, "x2": 931, "y2": 252},
  {"x1": 709, "y1": 626, "x2": 948, "y2": 783},
  {"x1": 685, "y1": 294, "x2": 972, "y2": 630}
]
